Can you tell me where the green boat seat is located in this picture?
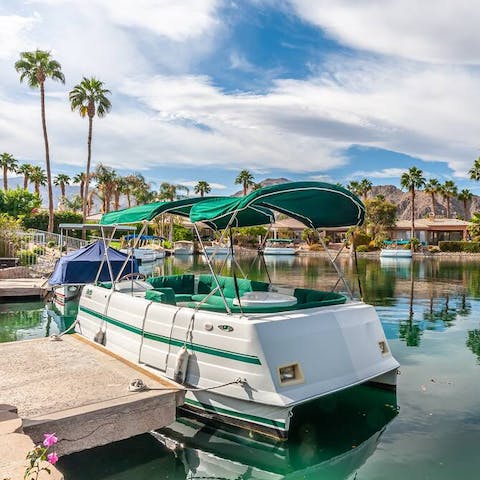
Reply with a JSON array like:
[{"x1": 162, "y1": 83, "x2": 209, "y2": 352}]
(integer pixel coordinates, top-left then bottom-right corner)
[
  {"x1": 145, "y1": 287, "x2": 176, "y2": 305},
  {"x1": 147, "y1": 274, "x2": 194, "y2": 294}
]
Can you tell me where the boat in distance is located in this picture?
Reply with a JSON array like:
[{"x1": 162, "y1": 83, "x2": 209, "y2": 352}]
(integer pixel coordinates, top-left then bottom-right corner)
[{"x1": 75, "y1": 182, "x2": 400, "y2": 439}]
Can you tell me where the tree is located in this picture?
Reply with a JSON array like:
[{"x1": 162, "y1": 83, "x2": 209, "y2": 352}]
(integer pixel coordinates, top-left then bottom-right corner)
[
  {"x1": 194, "y1": 180, "x2": 211, "y2": 197},
  {"x1": 347, "y1": 180, "x2": 361, "y2": 197},
  {"x1": 15, "y1": 50, "x2": 65, "y2": 232},
  {"x1": 365, "y1": 195, "x2": 397, "y2": 240},
  {"x1": 400, "y1": 166, "x2": 425, "y2": 240},
  {"x1": 469, "y1": 157, "x2": 480, "y2": 181},
  {"x1": 0, "y1": 189, "x2": 41, "y2": 217},
  {"x1": 235, "y1": 170, "x2": 255, "y2": 196},
  {"x1": 424, "y1": 178, "x2": 441, "y2": 216},
  {"x1": 94, "y1": 164, "x2": 116, "y2": 213},
  {"x1": 29, "y1": 166, "x2": 47, "y2": 196},
  {"x1": 72, "y1": 172, "x2": 86, "y2": 205},
  {"x1": 0, "y1": 153, "x2": 18, "y2": 191},
  {"x1": 441, "y1": 180, "x2": 458, "y2": 218},
  {"x1": 458, "y1": 188, "x2": 473, "y2": 220},
  {"x1": 158, "y1": 182, "x2": 189, "y2": 201},
  {"x1": 69, "y1": 77, "x2": 111, "y2": 223},
  {"x1": 53, "y1": 173, "x2": 70, "y2": 198},
  {"x1": 17, "y1": 163, "x2": 34, "y2": 190},
  {"x1": 358, "y1": 178, "x2": 373, "y2": 202}
]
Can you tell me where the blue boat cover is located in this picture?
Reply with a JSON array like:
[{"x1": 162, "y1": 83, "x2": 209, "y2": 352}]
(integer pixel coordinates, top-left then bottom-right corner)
[{"x1": 48, "y1": 240, "x2": 138, "y2": 286}]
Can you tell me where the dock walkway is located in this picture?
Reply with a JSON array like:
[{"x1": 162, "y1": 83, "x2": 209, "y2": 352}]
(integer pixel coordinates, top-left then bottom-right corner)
[
  {"x1": 0, "y1": 334, "x2": 183, "y2": 479},
  {"x1": 0, "y1": 278, "x2": 47, "y2": 298}
]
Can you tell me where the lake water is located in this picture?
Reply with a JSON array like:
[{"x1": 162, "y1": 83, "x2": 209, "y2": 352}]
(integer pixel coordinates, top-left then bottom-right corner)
[{"x1": 2, "y1": 255, "x2": 480, "y2": 479}]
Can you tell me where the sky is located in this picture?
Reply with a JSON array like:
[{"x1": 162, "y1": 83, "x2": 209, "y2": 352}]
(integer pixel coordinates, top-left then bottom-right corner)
[{"x1": 1, "y1": 0, "x2": 480, "y2": 196}]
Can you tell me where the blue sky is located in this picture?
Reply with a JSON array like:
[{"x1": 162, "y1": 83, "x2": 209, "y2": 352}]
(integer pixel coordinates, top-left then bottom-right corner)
[{"x1": 2, "y1": 0, "x2": 480, "y2": 196}]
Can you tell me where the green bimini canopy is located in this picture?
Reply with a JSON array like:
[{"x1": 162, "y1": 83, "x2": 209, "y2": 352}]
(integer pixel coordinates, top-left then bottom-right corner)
[
  {"x1": 100, "y1": 197, "x2": 219, "y2": 225},
  {"x1": 100, "y1": 196, "x2": 275, "y2": 229},
  {"x1": 190, "y1": 181, "x2": 365, "y2": 229}
]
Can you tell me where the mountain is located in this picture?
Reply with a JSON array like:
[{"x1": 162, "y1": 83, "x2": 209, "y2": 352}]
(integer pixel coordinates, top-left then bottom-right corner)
[{"x1": 371, "y1": 185, "x2": 479, "y2": 220}]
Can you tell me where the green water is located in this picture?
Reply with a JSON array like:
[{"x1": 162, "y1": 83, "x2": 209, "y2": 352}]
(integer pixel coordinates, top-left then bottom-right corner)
[{"x1": 3, "y1": 255, "x2": 480, "y2": 479}]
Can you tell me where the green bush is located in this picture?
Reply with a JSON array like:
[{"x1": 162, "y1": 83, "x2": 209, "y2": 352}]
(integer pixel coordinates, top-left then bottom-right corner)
[
  {"x1": 308, "y1": 243, "x2": 324, "y2": 251},
  {"x1": 438, "y1": 241, "x2": 480, "y2": 252},
  {"x1": 0, "y1": 189, "x2": 41, "y2": 217},
  {"x1": 32, "y1": 245, "x2": 45, "y2": 255},
  {"x1": 352, "y1": 232, "x2": 371, "y2": 248},
  {"x1": 18, "y1": 249, "x2": 38, "y2": 266},
  {"x1": 356, "y1": 245, "x2": 369, "y2": 252},
  {"x1": 47, "y1": 240, "x2": 56, "y2": 248},
  {"x1": 20, "y1": 211, "x2": 83, "y2": 235}
]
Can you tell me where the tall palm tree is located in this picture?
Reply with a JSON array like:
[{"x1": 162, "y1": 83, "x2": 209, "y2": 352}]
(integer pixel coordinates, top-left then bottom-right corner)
[
  {"x1": 72, "y1": 172, "x2": 86, "y2": 205},
  {"x1": 94, "y1": 164, "x2": 116, "y2": 213},
  {"x1": 29, "y1": 166, "x2": 47, "y2": 196},
  {"x1": 158, "y1": 182, "x2": 189, "y2": 201},
  {"x1": 15, "y1": 50, "x2": 65, "y2": 232},
  {"x1": 424, "y1": 178, "x2": 441, "y2": 216},
  {"x1": 194, "y1": 180, "x2": 211, "y2": 197},
  {"x1": 17, "y1": 163, "x2": 34, "y2": 190},
  {"x1": 53, "y1": 173, "x2": 70, "y2": 198},
  {"x1": 469, "y1": 157, "x2": 480, "y2": 181},
  {"x1": 441, "y1": 180, "x2": 458, "y2": 218},
  {"x1": 358, "y1": 178, "x2": 373, "y2": 202},
  {"x1": 69, "y1": 77, "x2": 111, "y2": 223},
  {"x1": 458, "y1": 188, "x2": 473, "y2": 220},
  {"x1": 0, "y1": 153, "x2": 18, "y2": 190},
  {"x1": 235, "y1": 170, "x2": 255, "y2": 196},
  {"x1": 400, "y1": 166, "x2": 426, "y2": 240}
]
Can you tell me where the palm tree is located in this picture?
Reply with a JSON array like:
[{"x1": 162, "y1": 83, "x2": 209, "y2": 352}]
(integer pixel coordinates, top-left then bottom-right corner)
[
  {"x1": 424, "y1": 178, "x2": 441, "y2": 216},
  {"x1": 358, "y1": 178, "x2": 373, "y2": 202},
  {"x1": 441, "y1": 180, "x2": 458, "y2": 218},
  {"x1": 235, "y1": 170, "x2": 255, "y2": 196},
  {"x1": 0, "y1": 153, "x2": 18, "y2": 190},
  {"x1": 15, "y1": 50, "x2": 65, "y2": 232},
  {"x1": 17, "y1": 163, "x2": 34, "y2": 190},
  {"x1": 69, "y1": 77, "x2": 111, "y2": 223},
  {"x1": 72, "y1": 172, "x2": 86, "y2": 205},
  {"x1": 94, "y1": 164, "x2": 116, "y2": 213},
  {"x1": 29, "y1": 166, "x2": 47, "y2": 196},
  {"x1": 53, "y1": 173, "x2": 70, "y2": 198},
  {"x1": 400, "y1": 166, "x2": 426, "y2": 240},
  {"x1": 347, "y1": 180, "x2": 361, "y2": 197},
  {"x1": 194, "y1": 180, "x2": 211, "y2": 197},
  {"x1": 469, "y1": 157, "x2": 480, "y2": 181},
  {"x1": 458, "y1": 188, "x2": 473, "y2": 220},
  {"x1": 158, "y1": 182, "x2": 189, "y2": 201}
]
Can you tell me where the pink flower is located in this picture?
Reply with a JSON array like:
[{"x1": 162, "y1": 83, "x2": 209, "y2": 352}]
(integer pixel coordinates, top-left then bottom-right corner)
[
  {"x1": 47, "y1": 452, "x2": 59, "y2": 465},
  {"x1": 43, "y1": 433, "x2": 58, "y2": 448}
]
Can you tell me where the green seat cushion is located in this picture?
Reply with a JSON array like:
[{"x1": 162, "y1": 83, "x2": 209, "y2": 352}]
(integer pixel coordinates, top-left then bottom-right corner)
[
  {"x1": 145, "y1": 288, "x2": 176, "y2": 305},
  {"x1": 147, "y1": 275, "x2": 194, "y2": 294},
  {"x1": 174, "y1": 294, "x2": 193, "y2": 303}
]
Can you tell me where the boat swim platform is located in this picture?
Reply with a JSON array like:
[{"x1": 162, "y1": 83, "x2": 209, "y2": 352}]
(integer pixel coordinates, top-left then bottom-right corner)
[{"x1": 0, "y1": 334, "x2": 184, "y2": 460}]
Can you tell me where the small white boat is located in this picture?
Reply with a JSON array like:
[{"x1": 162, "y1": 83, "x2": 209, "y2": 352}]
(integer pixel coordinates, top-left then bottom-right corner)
[
  {"x1": 153, "y1": 248, "x2": 166, "y2": 260},
  {"x1": 263, "y1": 238, "x2": 298, "y2": 255},
  {"x1": 174, "y1": 241, "x2": 194, "y2": 255},
  {"x1": 202, "y1": 242, "x2": 230, "y2": 256},
  {"x1": 120, "y1": 247, "x2": 157, "y2": 263},
  {"x1": 380, "y1": 248, "x2": 412, "y2": 258}
]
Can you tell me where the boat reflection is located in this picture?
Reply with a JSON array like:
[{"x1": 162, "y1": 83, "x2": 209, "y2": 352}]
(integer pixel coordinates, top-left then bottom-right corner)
[{"x1": 154, "y1": 385, "x2": 398, "y2": 480}]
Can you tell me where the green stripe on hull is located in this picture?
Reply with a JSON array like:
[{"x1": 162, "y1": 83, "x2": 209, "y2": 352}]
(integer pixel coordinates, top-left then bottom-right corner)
[
  {"x1": 79, "y1": 305, "x2": 261, "y2": 365},
  {"x1": 184, "y1": 398, "x2": 286, "y2": 429}
]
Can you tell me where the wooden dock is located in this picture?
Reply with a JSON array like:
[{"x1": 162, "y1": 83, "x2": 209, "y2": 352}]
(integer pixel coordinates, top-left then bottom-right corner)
[
  {"x1": 0, "y1": 278, "x2": 48, "y2": 298},
  {"x1": 0, "y1": 334, "x2": 183, "y2": 479}
]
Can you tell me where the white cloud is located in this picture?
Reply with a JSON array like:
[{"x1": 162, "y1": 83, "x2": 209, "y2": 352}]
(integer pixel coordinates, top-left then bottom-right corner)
[
  {"x1": 0, "y1": 14, "x2": 38, "y2": 59},
  {"x1": 177, "y1": 181, "x2": 228, "y2": 190},
  {"x1": 286, "y1": 0, "x2": 480, "y2": 64},
  {"x1": 348, "y1": 168, "x2": 409, "y2": 180}
]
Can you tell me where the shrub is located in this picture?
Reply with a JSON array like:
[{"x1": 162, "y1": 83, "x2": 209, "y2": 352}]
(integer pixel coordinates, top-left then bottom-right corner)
[
  {"x1": 32, "y1": 245, "x2": 46, "y2": 255},
  {"x1": 428, "y1": 246, "x2": 440, "y2": 253},
  {"x1": 356, "y1": 245, "x2": 369, "y2": 252},
  {"x1": 438, "y1": 241, "x2": 480, "y2": 252},
  {"x1": 18, "y1": 249, "x2": 38, "y2": 266},
  {"x1": 21, "y1": 211, "x2": 83, "y2": 235},
  {"x1": 352, "y1": 232, "x2": 371, "y2": 248},
  {"x1": 0, "y1": 188, "x2": 41, "y2": 217},
  {"x1": 47, "y1": 240, "x2": 56, "y2": 248},
  {"x1": 368, "y1": 240, "x2": 379, "y2": 251},
  {"x1": 308, "y1": 243, "x2": 324, "y2": 251}
]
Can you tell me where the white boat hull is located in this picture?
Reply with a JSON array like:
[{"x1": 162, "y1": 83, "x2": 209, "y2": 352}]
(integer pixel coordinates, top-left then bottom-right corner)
[
  {"x1": 263, "y1": 247, "x2": 297, "y2": 255},
  {"x1": 120, "y1": 248, "x2": 157, "y2": 263},
  {"x1": 76, "y1": 283, "x2": 399, "y2": 438},
  {"x1": 174, "y1": 242, "x2": 194, "y2": 255},
  {"x1": 380, "y1": 248, "x2": 412, "y2": 258},
  {"x1": 203, "y1": 246, "x2": 229, "y2": 255}
]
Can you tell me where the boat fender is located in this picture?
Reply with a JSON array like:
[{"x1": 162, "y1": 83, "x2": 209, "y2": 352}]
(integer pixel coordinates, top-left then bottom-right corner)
[
  {"x1": 94, "y1": 327, "x2": 106, "y2": 346},
  {"x1": 174, "y1": 346, "x2": 190, "y2": 384}
]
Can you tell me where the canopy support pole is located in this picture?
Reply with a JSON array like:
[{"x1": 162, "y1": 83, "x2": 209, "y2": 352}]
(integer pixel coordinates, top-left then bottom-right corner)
[
  {"x1": 94, "y1": 225, "x2": 118, "y2": 284},
  {"x1": 114, "y1": 222, "x2": 148, "y2": 283},
  {"x1": 194, "y1": 223, "x2": 231, "y2": 315},
  {"x1": 246, "y1": 224, "x2": 273, "y2": 284},
  {"x1": 317, "y1": 230, "x2": 353, "y2": 299}
]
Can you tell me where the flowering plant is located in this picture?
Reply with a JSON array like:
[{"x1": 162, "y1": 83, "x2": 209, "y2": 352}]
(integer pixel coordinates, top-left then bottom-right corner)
[{"x1": 24, "y1": 433, "x2": 59, "y2": 479}]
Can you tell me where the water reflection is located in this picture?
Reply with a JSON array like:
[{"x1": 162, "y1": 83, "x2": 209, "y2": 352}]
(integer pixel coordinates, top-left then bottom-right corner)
[{"x1": 59, "y1": 385, "x2": 398, "y2": 480}]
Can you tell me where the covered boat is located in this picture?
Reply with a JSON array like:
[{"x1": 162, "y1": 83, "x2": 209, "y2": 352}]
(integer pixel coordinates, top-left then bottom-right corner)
[{"x1": 76, "y1": 182, "x2": 399, "y2": 439}]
